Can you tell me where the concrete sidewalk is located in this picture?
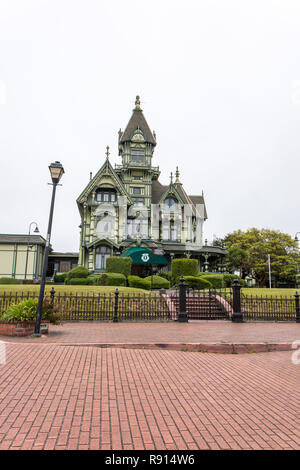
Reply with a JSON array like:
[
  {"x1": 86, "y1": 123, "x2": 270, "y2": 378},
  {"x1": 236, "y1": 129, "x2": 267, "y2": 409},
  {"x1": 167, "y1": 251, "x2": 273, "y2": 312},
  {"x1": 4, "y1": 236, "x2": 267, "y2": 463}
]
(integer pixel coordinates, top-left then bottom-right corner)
[{"x1": 1, "y1": 321, "x2": 300, "y2": 353}]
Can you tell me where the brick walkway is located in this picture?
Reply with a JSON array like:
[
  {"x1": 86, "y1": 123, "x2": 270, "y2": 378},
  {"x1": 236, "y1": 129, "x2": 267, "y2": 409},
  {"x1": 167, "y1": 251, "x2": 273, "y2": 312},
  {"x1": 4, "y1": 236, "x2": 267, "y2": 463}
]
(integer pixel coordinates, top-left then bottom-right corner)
[
  {"x1": 0, "y1": 344, "x2": 299, "y2": 450},
  {"x1": 1, "y1": 322, "x2": 300, "y2": 353}
]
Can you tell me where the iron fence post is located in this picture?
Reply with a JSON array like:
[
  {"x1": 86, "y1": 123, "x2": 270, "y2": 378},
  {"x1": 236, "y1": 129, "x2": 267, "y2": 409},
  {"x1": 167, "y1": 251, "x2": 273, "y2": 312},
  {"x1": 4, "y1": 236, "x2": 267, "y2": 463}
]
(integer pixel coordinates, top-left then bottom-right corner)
[
  {"x1": 295, "y1": 291, "x2": 300, "y2": 323},
  {"x1": 113, "y1": 288, "x2": 119, "y2": 323},
  {"x1": 232, "y1": 277, "x2": 243, "y2": 323},
  {"x1": 50, "y1": 287, "x2": 55, "y2": 305},
  {"x1": 178, "y1": 275, "x2": 188, "y2": 322}
]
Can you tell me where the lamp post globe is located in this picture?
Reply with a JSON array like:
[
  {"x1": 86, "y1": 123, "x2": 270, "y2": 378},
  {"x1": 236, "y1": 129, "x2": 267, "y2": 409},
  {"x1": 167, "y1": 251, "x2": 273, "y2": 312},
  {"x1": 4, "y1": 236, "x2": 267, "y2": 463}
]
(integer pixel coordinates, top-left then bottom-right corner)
[{"x1": 33, "y1": 162, "x2": 64, "y2": 337}]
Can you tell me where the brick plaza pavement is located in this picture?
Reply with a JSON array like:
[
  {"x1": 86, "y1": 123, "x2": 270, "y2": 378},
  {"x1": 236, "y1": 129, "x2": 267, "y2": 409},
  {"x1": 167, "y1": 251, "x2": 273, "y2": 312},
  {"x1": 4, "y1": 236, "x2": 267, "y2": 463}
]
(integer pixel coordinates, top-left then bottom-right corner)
[
  {"x1": 1, "y1": 321, "x2": 300, "y2": 351},
  {"x1": 0, "y1": 343, "x2": 299, "y2": 450}
]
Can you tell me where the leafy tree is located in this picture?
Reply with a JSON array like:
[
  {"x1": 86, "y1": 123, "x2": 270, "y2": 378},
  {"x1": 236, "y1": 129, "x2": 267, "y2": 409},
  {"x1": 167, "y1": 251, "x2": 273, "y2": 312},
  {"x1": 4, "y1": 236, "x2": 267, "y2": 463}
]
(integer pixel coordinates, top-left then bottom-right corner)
[{"x1": 223, "y1": 228, "x2": 300, "y2": 287}]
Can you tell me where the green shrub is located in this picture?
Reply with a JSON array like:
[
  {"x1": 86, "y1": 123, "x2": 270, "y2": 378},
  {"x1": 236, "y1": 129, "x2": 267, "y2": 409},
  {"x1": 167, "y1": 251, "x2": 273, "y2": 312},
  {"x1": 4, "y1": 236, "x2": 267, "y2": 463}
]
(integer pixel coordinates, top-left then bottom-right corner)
[
  {"x1": 128, "y1": 276, "x2": 151, "y2": 290},
  {"x1": 54, "y1": 273, "x2": 68, "y2": 283},
  {"x1": 106, "y1": 257, "x2": 132, "y2": 278},
  {"x1": 1, "y1": 297, "x2": 63, "y2": 324},
  {"x1": 144, "y1": 275, "x2": 170, "y2": 289},
  {"x1": 66, "y1": 266, "x2": 89, "y2": 283},
  {"x1": 157, "y1": 271, "x2": 171, "y2": 281},
  {"x1": 200, "y1": 274, "x2": 224, "y2": 288},
  {"x1": 0, "y1": 277, "x2": 20, "y2": 284},
  {"x1": 296, "y1": 274, "x2": 300, "y2": 286},
  {"x1": 223, "y1": 273, "x2": 246, "y2": 287},
  {"x1": 184, "y1": 276, "x2": 213, "y2": 289},
  {"x1": 93, "y1": 273, "x2": 126, "y2": 286},
  {"x1": 171, "y1": 259, "x2": 199, "y2": 284},
  {"x1": 69, "y1": 278, "x2": 89, "y2": 285}
]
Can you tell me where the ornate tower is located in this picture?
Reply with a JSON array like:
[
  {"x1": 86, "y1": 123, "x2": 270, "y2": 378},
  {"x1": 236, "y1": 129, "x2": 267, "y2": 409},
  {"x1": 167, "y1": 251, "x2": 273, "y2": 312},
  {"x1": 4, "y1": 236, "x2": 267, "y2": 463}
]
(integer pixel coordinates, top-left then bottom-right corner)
[{"x1": 115, "y1": 96, "x2": 160, "y2": 209}]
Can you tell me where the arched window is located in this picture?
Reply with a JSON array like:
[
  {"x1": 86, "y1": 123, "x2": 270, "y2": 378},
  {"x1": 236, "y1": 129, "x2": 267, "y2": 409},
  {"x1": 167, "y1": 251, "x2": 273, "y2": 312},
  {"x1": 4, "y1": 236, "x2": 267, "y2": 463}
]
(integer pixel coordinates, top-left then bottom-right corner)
[
  {"x1": 164, "y1": 197, "x2": 178, "y2": 210},
  {"x1": 95, "y1": 246, "x2": 111, "y2": 270}
]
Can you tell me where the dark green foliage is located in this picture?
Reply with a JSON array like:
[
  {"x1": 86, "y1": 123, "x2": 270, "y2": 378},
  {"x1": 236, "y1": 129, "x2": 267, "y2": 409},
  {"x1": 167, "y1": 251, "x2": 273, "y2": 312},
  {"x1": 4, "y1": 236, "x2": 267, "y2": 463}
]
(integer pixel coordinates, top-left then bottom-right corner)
[
  {"x1": 69, "y1": 278, "x2": 89, "y2": 285},
  {"x1": 128, "y1": 275, "x2": 151, "y2": 290},
  {"x1": 184, "y1": 276, "x2": 213, "y2": 289},
  {"x1": 0, "y1": 277, "x2": 20, "y2": 284},
  {"x1": 106, "y1": 257, "x2": 132, "y2": 278},
  {"x1": 223, "y1": 273, "x2": 245, "y2": 287},
  {"x1": 157, "y1": 271, "x2": 172, "y2": 281},
  {"x1": 54, "y1": 273, "x2": 68, "y2": 283},
  {"x1": 93, "y1": 273, "x2": 126, "y2": 286},
  {"x1": 1, "y1": 297, "x2": 63, "y2": 324},
  {"x1": 171, "y1": 259, "x2": 199, "y2": 284},
  {"x1": 144, "y1": 275, "x2": 170, "y2": 289},
  {"x1": 67, "y1": 266, "x2": 89, "y2": 283},
  {"x1": 200, "y1": 274, "x2": 224, "y2": 288}
]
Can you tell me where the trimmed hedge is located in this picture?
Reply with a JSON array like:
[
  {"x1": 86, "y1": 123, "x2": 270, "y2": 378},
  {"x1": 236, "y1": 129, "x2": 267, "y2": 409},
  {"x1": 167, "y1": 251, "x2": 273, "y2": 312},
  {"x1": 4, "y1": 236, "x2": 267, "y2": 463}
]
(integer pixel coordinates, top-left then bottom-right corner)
[
  {"x1": 54, "y1": 273, "x2": 68, "y2": 283},
  {"x1": 0, "y1": 277, "x2": 20, "y2": 284},
  {"x1": 184, "y1": 276, "x2": 213, "y2": 289},
  {"x1": 171, "y1": 259, "x2": 199, "y2": 284},
  {"x1": 93, "y1": 273, "x2": 126, "y2": 287},
  {"x1": 67, "y1": 266, "x2": 89, "y2": 282},
  {"x1": 106, "y1": 257, "x2": 132, "y2": 278},
  {"x1": 144, "y1": 275, "x2": 170, "y2": 289},
  {"x1": 69, "y1": 278, "x2": 89, "y2": 285},
  {"x1": 200, "y1": 274, "x2": 224, "y2": 288},
  {"x1": 128, "y1": 276, "x2": 151, "y2": 291}
]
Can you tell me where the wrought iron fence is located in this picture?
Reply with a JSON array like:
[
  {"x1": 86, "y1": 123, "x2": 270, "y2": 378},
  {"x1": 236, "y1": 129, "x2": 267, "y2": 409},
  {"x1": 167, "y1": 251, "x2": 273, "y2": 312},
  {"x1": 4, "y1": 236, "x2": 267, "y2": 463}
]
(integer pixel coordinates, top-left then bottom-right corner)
[
  {"x1": 241, "y1": 293, "x2": 298, "y2": 322},
  {"x1": 0, "y1": 282, "x2": 299, "y2": 323},
  {"x1": 0, "y1": 290, "x2": 171, "y2": 322}
]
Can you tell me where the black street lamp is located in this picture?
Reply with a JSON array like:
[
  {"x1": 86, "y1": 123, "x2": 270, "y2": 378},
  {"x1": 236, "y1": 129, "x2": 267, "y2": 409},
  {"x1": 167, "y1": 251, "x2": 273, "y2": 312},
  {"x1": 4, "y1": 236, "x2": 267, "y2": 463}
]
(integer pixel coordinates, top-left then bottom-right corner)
[
  {"x1": 33, "y1": 161, "x2": 64, "y2": 337},
  {"x1": 24, "y1": 222, "x2": 39, "y2": 279}
]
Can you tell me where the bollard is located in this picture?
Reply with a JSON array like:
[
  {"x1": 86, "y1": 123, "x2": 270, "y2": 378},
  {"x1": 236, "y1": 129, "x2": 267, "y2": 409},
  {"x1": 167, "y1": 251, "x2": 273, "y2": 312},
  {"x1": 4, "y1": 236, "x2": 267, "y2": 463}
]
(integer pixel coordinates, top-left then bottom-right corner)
[
  {"x1": 113, "y1": 288, "x2": 119, "y2": 323},
  {"x1": 50, "y1": 287, "x2": 55, "y2": 305},
  {"x1": 232, "y1": 277, "x2": 243, "y2": 323},
  {"x1": 295, "y1": 292, "x2": 300, "y2": 323},
  {"x1": 178, "y1": 275, "x2": 188, "y2": 322}
]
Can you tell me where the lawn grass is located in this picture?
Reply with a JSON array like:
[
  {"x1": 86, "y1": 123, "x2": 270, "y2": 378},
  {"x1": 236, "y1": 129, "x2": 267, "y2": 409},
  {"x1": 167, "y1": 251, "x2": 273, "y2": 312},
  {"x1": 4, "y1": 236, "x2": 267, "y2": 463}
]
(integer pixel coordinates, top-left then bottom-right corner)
[
  {"x1": 241, "y1": 288, "x2": 297, "y2": 299},
  {"x1": 0, "y1": 284, "x2": 151, "y2": 296}
]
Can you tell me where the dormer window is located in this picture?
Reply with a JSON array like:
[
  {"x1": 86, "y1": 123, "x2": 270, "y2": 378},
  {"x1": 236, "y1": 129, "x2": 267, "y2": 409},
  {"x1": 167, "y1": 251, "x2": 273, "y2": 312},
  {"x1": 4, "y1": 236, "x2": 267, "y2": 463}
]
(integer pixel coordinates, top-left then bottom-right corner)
[
  {"x1": 164, "y1": 197, "x2": 178, "y2": 210},
  {"x1": 96, "y1": 189, "x2": 116, "y2": 203}
]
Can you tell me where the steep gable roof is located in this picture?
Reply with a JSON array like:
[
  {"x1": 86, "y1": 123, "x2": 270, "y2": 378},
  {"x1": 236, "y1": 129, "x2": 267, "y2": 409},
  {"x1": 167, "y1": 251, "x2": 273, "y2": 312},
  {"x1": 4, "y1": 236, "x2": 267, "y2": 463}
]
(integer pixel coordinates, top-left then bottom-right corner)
[
  {"x1": 77, "y1": 153, "x2": 132, "y2": 207},
  {"x1": 119, "y1": 96, "x2": 156, "y2": 145}
]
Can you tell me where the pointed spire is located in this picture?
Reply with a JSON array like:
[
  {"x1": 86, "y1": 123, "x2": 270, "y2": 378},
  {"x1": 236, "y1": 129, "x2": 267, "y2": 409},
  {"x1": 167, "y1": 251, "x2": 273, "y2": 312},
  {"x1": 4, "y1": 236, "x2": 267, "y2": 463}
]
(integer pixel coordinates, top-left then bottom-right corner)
[
  {"x1": 105, "y1": 146, "x2": 110, "y2": 159},
  {"x1": 175, "y1": 166, "x2": 180, "y2": 184},
  {"x1": 170, "y1": 172, "x2": 173, "y2": 184},
  {"x1": 134, "y1": 95, "x2": 141, "y2": 110}
]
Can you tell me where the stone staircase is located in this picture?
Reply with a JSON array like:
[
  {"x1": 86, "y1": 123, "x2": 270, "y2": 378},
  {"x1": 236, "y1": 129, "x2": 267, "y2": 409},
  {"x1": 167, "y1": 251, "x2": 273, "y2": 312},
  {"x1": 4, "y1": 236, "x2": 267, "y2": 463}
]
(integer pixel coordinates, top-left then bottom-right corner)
[{"x1": 168, "y1": 292, "x2": 230, "y2": 320}]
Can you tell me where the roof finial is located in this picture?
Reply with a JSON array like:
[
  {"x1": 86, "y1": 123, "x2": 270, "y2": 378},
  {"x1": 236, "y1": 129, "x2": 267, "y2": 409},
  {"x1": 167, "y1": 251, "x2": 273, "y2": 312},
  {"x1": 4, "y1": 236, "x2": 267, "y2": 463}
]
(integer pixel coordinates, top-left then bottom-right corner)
[
  {"x1": 105, "y1": 146, "x2": 110, "y2": 159},
  {"x1": 134, "y1": 95, "x2": 141, "y2": 110},
  {"x1": 170, "y1": 172, "x2": 173, "y2": 184},
  {"x1": 175, "y1": 166, "x2": 180, "y2": 183}
]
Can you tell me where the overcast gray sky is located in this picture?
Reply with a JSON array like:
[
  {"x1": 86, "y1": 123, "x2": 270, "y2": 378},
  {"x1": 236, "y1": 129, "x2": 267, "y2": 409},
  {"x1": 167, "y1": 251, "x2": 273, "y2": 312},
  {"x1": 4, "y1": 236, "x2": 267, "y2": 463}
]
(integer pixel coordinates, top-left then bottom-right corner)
[{"x1": 0, "y1": 0, "x2": 300, "y2": 252}]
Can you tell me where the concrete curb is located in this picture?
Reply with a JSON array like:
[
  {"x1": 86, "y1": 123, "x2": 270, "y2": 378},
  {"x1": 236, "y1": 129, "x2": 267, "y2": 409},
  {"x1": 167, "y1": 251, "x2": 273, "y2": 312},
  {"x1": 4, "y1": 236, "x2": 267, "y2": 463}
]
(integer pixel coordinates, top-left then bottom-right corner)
[{"x1": 54, "y1": 342, "x2": 293, "y2": 353}]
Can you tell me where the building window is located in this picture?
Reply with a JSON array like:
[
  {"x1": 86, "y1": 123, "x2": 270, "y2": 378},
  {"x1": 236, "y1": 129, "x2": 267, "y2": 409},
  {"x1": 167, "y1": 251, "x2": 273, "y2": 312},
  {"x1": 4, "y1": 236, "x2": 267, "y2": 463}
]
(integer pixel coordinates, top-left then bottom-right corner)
[
  {"x1": 95, "y1": 246, "x2": 111, "y2": 270},
  {"x1": 132, "y1": 197, "x2": 145, "y2": 207},
  {"x1": 133, "y1": 187, "x2": 142, "y2": 195},
  {"x1": 96, "y1": 212, "x2": 114, "y2": 236},
  {"x1": 131, "y1": 149, "x2": 145, "y2": 163},
  {"x1": 96, "y1": 189, "x2": 116, "y2": 202},
  {"x1": 164, "y1": 197, "x2": 178, "y2": 210},
  {"x1": 127, "y1": 218, "x2": 148, "y2": 239},
  {"x1": 162, "y1": 220, "x2": 179, "y2": 241}
]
